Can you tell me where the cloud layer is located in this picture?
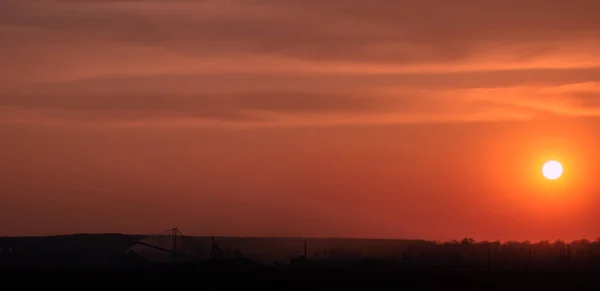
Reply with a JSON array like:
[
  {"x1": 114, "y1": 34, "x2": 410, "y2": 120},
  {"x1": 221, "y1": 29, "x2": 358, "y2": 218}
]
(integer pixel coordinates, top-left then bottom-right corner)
[{"x1": 2, "y1": 0, "x2": 600, "y2": 126}]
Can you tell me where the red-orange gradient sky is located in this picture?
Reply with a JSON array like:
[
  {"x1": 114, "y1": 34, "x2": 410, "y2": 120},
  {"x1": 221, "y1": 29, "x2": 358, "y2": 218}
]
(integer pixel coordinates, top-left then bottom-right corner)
[{"x1": 1, "y1": 1, "x2": 600, "y2": 241}]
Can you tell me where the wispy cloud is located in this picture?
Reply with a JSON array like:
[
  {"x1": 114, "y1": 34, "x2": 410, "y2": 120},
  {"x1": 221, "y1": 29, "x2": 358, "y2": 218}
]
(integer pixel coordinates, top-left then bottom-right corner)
[{"x1": 1, "y1": 0, "x2": 599, "y2": 126}]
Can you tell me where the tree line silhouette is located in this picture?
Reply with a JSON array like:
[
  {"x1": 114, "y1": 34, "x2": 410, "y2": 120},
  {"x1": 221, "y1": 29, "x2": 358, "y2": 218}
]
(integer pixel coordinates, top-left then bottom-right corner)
[{"x1": 297, "y1": 238, "x2": 600, "y2": 271}]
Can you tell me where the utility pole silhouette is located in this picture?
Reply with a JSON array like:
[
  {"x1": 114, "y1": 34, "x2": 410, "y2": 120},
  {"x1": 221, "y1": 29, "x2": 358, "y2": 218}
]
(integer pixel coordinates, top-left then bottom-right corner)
[
  {"x1": 304, "y1": 240, "x2": 308, "y2": 263},
  {"x1": 528, "y1": 246, "x2": 532, "y2": 269},
  {"x1": 567, "y1": 245, "x2": 572, "y2": 270},
  {"x1": 210, "y1": 236, "x2": 222, "y2": 260},
  {"x1": 171, "y1": 227, "x2": 178, "y2": 264},
  {"x1": 211, "y1": 236, "x2": 215, "y2": 260},
  {"x1": 487, "y1": 245, "x2": 492, "y2": 270}
]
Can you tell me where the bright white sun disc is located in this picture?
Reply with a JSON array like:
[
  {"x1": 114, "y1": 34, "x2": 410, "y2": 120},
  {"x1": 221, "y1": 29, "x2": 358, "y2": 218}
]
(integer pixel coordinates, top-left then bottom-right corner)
[{"x1": 542, "y1": 160, "x2": 563, "y2": 180}]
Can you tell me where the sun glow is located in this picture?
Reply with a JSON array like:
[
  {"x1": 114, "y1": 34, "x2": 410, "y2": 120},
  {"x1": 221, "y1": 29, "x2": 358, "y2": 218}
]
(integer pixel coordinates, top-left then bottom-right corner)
[{"x1": 542, "y1": 160, "x2": 563, "y2": 180}]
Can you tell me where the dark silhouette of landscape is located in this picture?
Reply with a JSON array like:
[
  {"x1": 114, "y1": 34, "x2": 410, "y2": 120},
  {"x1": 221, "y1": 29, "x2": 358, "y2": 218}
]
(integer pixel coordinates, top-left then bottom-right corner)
[{"x1": 4, "y1": 231, "x2": 600, "y2": 289}]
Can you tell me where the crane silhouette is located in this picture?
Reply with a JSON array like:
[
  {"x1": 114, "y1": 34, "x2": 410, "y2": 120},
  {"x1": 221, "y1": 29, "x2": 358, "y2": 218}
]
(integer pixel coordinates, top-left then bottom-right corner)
[{"x1": 127, "y1": 228, "x2": 222, "y2": 263}]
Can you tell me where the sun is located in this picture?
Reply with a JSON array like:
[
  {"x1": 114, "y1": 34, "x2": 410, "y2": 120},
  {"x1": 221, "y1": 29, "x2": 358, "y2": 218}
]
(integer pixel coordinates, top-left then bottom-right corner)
[{"x1": 542, "y1": 160, "x2": 563, "y2": 180}]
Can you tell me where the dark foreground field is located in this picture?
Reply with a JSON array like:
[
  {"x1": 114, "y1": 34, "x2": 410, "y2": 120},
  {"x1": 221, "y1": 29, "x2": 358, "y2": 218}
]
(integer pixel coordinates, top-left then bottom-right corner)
[
  {"x1": 2, "y1": 266, "x2": 600, "y2": 290},
  {"x1": 3, "y1": 234, "x2": 600, "y2": 289}
]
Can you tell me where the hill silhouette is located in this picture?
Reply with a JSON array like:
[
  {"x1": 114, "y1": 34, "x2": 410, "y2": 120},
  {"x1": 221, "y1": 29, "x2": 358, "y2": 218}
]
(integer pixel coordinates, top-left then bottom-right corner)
[
  {"x1": 4, "y1": 234, "x2": 600, "y2": 268},
  {"x1": 3, "y1": 234, "x2": 600, "y2": 289}
]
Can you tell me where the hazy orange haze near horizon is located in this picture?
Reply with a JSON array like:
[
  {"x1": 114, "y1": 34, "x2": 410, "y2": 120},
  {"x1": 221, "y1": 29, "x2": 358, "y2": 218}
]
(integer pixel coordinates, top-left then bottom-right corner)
[{"x1": 1, "y1": 0, "x2": 600, "y2": 241}]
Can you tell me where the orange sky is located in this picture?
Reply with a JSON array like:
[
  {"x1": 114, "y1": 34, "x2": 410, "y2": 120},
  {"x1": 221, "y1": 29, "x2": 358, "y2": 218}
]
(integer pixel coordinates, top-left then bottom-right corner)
[{"x1": 1, "y1": 0, "x2": 600, "y2": 241}]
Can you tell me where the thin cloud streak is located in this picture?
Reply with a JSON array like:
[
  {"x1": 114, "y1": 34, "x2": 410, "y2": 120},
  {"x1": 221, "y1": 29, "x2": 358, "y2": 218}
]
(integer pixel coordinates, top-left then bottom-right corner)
[{"x1": 1, "y1": 0, "x2": 600, "y2": 126}]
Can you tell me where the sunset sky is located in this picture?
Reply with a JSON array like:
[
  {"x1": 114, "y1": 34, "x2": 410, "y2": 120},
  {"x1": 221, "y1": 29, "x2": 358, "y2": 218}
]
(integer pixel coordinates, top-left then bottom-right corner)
[{"x1": 1, "y1": 0, "x2": 600, "y2": 241}]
